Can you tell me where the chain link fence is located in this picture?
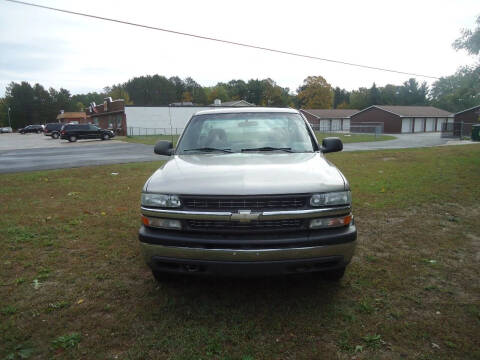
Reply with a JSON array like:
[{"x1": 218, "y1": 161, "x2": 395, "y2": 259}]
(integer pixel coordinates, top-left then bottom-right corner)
[
  {"x1": 350, "y1": 123, "x2": 384, "y2": 136},
  {"x1": 127, "y1": 127, "x2": 184, "y2": 136},
  {"x1": 310, "y1": 122, "x2": 384, "y2": 138},
  {"x1": 441, "y1": 122, "x2": 476, "y2": 139},
  {"x1": 127, "y1": 122, "x2": 385, "y2": 139}
]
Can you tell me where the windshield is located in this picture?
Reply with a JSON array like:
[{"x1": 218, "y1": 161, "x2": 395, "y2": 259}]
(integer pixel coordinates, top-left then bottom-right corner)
[{"x1": 176, "y1": 112, "x2": 317, "y2": 154}]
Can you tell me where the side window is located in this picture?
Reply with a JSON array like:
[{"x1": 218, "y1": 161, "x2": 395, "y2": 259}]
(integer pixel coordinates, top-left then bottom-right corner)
[{"x1": 80, "y1": 125, "x2": 89, "y2": 131}]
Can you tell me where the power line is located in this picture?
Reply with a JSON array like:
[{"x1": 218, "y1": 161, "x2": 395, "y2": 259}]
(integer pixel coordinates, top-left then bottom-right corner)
[{"x1": 5, "y1": 0, "x2": 441, "y2": 80}]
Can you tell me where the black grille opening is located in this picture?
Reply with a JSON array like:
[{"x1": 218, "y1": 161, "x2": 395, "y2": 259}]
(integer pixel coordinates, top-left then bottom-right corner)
[
  {"x1": 181, "y1": 195, "x2": 309, "y2": 211},
  {"x1": 286, "y1": 259, "x2": 341, "y2": 273},
  {"x1": 187, "y1": 219, "x2": 305, "y2": 232}
]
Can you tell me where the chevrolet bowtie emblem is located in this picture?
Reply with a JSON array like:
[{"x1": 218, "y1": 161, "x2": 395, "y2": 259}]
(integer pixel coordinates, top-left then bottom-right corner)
[{"x1": 230, "y1": 210, "x2": 260, "y2": 222}]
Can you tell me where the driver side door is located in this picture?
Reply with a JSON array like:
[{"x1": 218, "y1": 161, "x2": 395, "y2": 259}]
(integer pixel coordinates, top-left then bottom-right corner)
[{"x1": 88, "y1": 124, "x2": 101, "y2": 139}]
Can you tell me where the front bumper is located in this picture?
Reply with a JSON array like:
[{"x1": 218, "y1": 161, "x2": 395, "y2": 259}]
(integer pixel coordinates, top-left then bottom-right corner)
[{"x1": 139, "y1": 224, "x2": 356, "y2": 276}]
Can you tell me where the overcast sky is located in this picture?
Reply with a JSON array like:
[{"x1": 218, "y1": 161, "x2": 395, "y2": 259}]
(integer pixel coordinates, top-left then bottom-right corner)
[{"x1": 0, "y1": 0, "x2": 478, "y2": 97}]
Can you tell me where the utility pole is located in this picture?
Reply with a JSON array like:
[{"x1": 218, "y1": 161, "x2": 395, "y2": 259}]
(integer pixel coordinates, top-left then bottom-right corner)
[{"x1": 8, "y1": 107, "x2": 12, "y2": 128}]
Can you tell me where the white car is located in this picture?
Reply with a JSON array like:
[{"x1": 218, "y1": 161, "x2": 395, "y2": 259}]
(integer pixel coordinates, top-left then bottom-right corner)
[{"x1": 0, "y1": 127, "x2": 13, "y2": 133}]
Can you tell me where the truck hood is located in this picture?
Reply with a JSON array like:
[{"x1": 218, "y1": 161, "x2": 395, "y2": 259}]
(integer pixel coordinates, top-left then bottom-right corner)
[{"x1": 145, "y1": 153, "x2": 346, "y2": 195}]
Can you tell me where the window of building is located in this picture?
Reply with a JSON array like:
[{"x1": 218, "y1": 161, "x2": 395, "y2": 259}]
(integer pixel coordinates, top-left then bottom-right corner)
[{"x1": 116, "y1": 114, "x2": 123, "y2": 128}]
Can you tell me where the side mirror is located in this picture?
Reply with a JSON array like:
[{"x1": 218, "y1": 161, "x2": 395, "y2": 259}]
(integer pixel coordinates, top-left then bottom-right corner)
[
  {"x1": 154, "y1": 140, "x2": 173, "y2": 156},
  {"x1": 321, "y1": 137, "x2": 343, "y2": 153}
]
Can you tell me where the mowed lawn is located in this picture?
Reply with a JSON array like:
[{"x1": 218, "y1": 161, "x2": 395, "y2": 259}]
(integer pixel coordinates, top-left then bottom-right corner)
[
  {"x1": 118, "y1": 132, "x2": 395, "y2": 146},
  {"x1": 1, "y1": 145, "x2": 479, "y2": 359}
]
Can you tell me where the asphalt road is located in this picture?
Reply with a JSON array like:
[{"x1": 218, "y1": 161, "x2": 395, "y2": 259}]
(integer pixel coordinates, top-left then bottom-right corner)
[
  {"x1": 343, "y1": 132, "x2": 449, "y2": 151},
  {"x1": 0, "y1": 142, "x2": 163, "y2": 173},
  {"x1": 0, "y1": 132, "x2": 464, "y2": 174}
]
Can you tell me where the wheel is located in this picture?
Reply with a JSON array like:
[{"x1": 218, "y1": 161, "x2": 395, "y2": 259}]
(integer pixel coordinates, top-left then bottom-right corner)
[
  {"x1": 102, "y1": 133, "x2": 110, "y2": 140},
  {"x1": 51, "y1": 132, "x2": 59, "y2": 139},
  {"x1": 321, "y1": 267, "x2": 346, "y2": 281},
  {"x1": 68, "y1": 135, "x2": 77, "y2": 142},
  {"x1": 37, "y1": 130, "x2": 42, "y2": 134}
]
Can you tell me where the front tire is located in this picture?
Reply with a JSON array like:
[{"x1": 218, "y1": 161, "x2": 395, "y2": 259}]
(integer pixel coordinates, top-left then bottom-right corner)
[
  {"x1": 51, "y1": 132, "x2": 59, "y2": 139},
  {"x1": 68, "y1": 135, "x2": 77, "y2": 142},
  {"x1": 102, "y1": 133, "x2": 110, "y2": 140},
  {"x1": 321, "y1": 267, "x2": 346, "y2": 281}
]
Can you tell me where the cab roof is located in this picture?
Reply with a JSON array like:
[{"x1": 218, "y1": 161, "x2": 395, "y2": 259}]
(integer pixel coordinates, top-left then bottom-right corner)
[{"x1": 194, "y1": 107, "x2": 299, "y2": 116}]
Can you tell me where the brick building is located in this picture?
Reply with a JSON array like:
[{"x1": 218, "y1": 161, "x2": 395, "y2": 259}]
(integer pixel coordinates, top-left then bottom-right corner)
[
  {"x1": 56, "y1": 112, "x2": 86, "y2": 123},
  {"x1": 350, "y1": 105, "x2": 453, "y2": 134},
  {"x1": 454, "y1": 105, "x2": 480, "y2": 136},
  {"x1": 300, "y1": 109, "x2": 358, "y2": 131},
  {"x1": 86, "y1": 97, "x2": 127, "y2": 136}
]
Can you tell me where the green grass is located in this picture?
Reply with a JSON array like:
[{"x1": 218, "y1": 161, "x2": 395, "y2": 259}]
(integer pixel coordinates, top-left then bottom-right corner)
[
  {"x1": 52, "y1": 333, "x2": 81, "y2": 350},
  {"x1": 118, "y1": 132, "x2": 395, "y2": 146},
  {"x1": 118, "y1": 134, "x2": 179, "y2": 146},
  {"x1": 1, "y1": 145, "x2": 479, "y2": 359}
]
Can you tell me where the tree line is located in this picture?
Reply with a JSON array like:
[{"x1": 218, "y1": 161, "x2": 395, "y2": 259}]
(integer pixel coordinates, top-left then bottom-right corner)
[{"x1": 1, "y1": 16, "x2": 478, "y2": 129}]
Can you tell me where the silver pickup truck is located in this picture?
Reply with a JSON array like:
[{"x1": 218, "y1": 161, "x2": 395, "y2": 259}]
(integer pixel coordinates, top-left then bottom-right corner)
[{"x1": 139, "y1": 108, "x2": 356, "y2": 280}]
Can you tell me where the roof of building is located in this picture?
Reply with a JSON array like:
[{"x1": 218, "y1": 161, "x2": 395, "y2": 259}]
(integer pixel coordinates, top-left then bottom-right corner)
[
  {"x1": 170, "y1": 102, "x2": 195, "y2": 106},
  {"x1": 356, "y1": 105, "x2": 453, "y2": 117},
  {"x1": 454, "y1": 104, "x2": 480, "y2": 116},
  {"x1": 86, "y1": 99, "x2": 125, "y2": 115},
  {"x1": 56, "y1": 112, "x2": 86, "y2": 120},
  {"x1": 195, "y1": 107, "x2": 298, "y2": 116},
  {"x1": 210, "y1": 100, "x2": 255, "y2": 107},
  {"x1": 301, "y1": 109, "x2": 359, "y2": 118}
]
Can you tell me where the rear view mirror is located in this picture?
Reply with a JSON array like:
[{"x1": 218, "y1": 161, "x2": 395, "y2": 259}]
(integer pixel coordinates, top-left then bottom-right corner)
[
  {"x1": 321, "y1": 137, "x2": 343, "y2": 153},
  {"x1": 154, "y1": 140, "x2": 173, "y2": 156},
  {"x1": 238, "y1": 120, "x2": 258, "y2": 127}
]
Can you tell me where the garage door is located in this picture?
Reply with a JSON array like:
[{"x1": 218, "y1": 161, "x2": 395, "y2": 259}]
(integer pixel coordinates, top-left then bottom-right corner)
[
  {"x1": 425, "y1": 118, "x2": 435, "y2": 132},
  {"x1": 331, "y1": 119, "x2": 341, "y2": 131},
  {"x1": 319, "y1": 120, "x2": 330, "y2": 132},
  {"x1": 402, "y1": 118, "x2": 413, "y2": 133},
  {"x1": 436, "y1": 118, "x2": 446, "y2": 131},
  {"x1": 414, "y1": 118, "x2": 424, "y2": 132}
]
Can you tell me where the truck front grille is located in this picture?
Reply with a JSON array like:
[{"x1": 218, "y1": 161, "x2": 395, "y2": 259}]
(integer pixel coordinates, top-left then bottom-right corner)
[
  {"x1": 187, "y1": 219, "x2": 305, "y2": 232},
  {"x1": 181, "y1": 195, "x2": 308, "y2": 211}
]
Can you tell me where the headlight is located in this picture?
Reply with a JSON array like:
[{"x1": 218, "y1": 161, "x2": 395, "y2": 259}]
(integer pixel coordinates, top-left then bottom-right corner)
[
  {"x1": 310, "y1": 191, "x2": 351, "y2": 206},
  {"x1": 141, "y1": 193, "x2": 181, "y2": 208}
]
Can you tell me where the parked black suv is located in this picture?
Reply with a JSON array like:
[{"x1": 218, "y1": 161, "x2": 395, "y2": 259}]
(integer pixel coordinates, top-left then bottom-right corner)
[
  {"x1": 60, "y1": 124, "x2": 115, "y2": 142},
  {"x1": 44, "y1": 123, "x2": 63, "y2": 139},
  {"x1": 19, "y1": 125, "x2": 44, "y2": 134}
]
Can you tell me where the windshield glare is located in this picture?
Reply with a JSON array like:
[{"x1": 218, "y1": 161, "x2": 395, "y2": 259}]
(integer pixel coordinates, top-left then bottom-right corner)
[{"x1": 177, "y1": 113, "x2": 316, "y2": 154}]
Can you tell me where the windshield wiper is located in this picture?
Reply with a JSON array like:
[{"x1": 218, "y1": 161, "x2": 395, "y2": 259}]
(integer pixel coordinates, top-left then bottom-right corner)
[
  {"x1": 183, "y1": 147, "x2": 233, "y2": 153},
  {"x1": 241, "y1": 146, "x2": 293, "y2": 153}
]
